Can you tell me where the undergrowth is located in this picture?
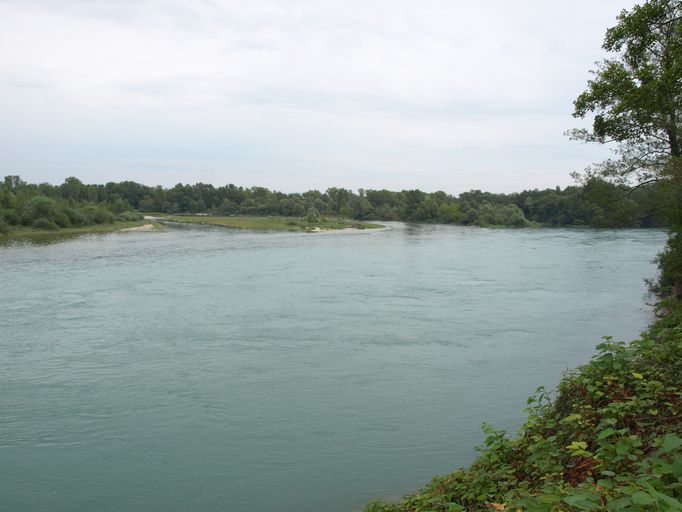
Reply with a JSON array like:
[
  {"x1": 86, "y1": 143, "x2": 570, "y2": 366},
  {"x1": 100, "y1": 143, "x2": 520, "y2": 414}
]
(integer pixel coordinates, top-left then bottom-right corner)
[{"x1": 366, "y1": 300, "x2": 682, "y2": 512}]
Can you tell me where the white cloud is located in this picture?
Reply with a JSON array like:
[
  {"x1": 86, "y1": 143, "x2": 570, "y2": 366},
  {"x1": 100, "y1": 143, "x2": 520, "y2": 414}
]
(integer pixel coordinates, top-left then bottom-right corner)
[{"x1": 0, "y1": 0, "x2": 638, "y2": 193}]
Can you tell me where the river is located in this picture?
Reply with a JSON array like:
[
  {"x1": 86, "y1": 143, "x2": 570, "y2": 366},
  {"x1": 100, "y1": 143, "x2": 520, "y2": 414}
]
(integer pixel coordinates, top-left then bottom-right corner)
[{"x1": 0, "y1": 223, "x2": 666, "y2": 511}]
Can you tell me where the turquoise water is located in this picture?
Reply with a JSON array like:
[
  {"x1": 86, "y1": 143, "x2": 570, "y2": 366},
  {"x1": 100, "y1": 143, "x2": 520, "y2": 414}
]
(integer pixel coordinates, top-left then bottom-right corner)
[{"x1": 0, "y1": 223, "x2": 665, "y2": 511}]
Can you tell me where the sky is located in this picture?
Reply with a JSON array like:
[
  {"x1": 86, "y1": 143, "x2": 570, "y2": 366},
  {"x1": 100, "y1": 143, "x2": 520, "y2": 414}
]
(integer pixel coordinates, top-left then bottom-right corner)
[{"x1": 0, "y1": 0, "x2": 639, "y2": 194}]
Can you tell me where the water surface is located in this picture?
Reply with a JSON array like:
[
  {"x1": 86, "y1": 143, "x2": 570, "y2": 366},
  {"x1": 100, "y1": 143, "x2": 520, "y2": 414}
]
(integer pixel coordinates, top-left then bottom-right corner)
[{"x1": 0, "y1": 223, "x2": 665, "y2": 511}]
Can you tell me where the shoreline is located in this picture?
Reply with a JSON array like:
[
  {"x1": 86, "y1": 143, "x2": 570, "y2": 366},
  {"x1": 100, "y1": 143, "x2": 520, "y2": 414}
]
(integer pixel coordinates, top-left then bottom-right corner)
[{"x1": 152, "y1": 214, "x2": 384, "y2": 232}]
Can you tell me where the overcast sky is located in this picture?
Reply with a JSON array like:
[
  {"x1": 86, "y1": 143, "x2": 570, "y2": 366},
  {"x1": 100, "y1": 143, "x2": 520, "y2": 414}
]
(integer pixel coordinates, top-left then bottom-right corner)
[{"x1": 0, "y1": 0, "x2": 638, "y2": 194}]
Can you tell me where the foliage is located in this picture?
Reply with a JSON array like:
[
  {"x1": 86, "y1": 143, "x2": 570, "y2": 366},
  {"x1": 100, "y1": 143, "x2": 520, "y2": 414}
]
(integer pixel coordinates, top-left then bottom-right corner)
[
  {"x1": 463, "y1": 201, "x2": 530, "y2": 228},
  {"x1": 305, "y1": 207, "x2": 321, "y2": 222},
  {"x1": 0, "y1": 175, "x2": 144, "y2": 235},
  {"x1": 365, "y1": 302, "x2": 682, "y2": 512},
  {"x1": 570, "y1": 0, "x2": 681, "y2": 187},
  {"x1": 0, "y1": 175, "x2": 667, "y2": 233},
  {"x1": 31, "y1": 217, "x2": 60, "y2": 230}
]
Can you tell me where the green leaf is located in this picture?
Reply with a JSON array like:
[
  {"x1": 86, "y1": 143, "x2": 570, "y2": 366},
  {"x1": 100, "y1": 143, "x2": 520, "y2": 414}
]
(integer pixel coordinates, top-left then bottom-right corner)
[
  {"x1": 672, "y1": 457, "x2": 682, "y2": 478},
  {"x1": 537, "y1": 494, "x2": 562, "y2": 504},
  {"x1": 643, "y1": 484, "x2": 682, "y2": 511},
  {"x1": 597, "y1": 478, "x2": 614, "y2": 489},
  {"x1": 597, "y1": 428, "x2": 617, "y2": 440},
  {"x1": 564, "y1": 493, "x2": 600, "y2": 510},
  {"x1": 606, "y1": 496, "x2": 631, "y2": 511},
  {"x1": 567, "y1": 441, "x2": 589, "y2": 451},
  {"x1": 631, "y1": 491, "x2": 654, "y2": 506},
  {"x1": 657, "y1": 434, "x2": 682, "y2": 454},
  {"x1": 447, "y1": 504, "x2": 465, "y2": 512}
]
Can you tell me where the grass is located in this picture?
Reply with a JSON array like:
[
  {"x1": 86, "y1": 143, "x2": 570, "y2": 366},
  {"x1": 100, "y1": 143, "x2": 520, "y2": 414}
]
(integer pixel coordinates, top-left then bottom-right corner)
[
  {"x1": 0, "y1": 220, "x2": 158, "y2": 244},
  {"x1": 152, "y1": 214, "x2": 384, "y2": 231},
  {"x1": 365, "y1": 299, "x2": 682, "y2": 512}
]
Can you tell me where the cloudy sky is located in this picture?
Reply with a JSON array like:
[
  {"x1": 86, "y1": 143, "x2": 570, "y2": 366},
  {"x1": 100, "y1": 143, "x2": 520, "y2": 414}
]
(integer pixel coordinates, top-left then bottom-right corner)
[{"x1": 0, "y1": 0, "x2": 637, "y2": 194}]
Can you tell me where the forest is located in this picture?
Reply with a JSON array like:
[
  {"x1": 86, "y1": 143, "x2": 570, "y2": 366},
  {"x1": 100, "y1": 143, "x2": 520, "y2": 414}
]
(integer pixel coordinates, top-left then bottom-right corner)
[{"x1": 0, "y1": 174, "x2": 668, "y2": 235}]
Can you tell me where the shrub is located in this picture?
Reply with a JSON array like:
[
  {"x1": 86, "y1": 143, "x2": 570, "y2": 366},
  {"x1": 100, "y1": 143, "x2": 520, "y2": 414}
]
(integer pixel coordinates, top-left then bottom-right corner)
[
  {"x1": 32, "y1": 217, "x2": 60, "y2": 230},
  {"x1": 52, "y1": 210, "x2": 71, "y2": 228},
  {"x1": 117, "y1": 210, "x2": 143, "y2": 221},
  {"x1": 3, "y1": 208, "x2": 19, "y2": 225},
  {"x1": 63, "y1": 207, "x2": 87, "y2": 226},
  {"x1": 91, "y1": 207, "x2": 115, "y2": 224},
  {"x1": 305, "y1": 207, "x2": 321, "y2": 222},
  {"x1": 21, "y1": 196, "x2": 58, "y2": 225}
]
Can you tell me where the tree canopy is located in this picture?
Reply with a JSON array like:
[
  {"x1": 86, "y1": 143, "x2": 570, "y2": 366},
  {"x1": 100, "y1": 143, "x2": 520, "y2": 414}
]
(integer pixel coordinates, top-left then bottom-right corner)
[{"x1": 571, "y1": 0, "x2": 681, "y2": 196}]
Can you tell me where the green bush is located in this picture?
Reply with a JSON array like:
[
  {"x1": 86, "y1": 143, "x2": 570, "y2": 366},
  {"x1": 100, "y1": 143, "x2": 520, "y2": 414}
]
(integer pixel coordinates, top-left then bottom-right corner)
[
  {"x1": 466, "y1": 202, "x2": 530, "y2": 227},
  {"x1": 91, "y1": 207, "x2": 115, "y2": 224},
  {"x1": 21, "y1": 196, "x2": 58, "y2": 225},
  {"x1": 117, "y1": 210, "x2": 143, "y2": 221},
  {"x1": 63, "y1": 207, "x2": 87, "y2": 226},
  {"x1": 52, "y1": 210, "x2": 71, "y2": 228},
  {"x1": 32, "y1": 217, "x2": 60, "y2": 230},
  {"x1": 3, "y1": 208, "x2": 19, "y2": 225},
  {"x1": 657, "y1": 232, "x2": 682, "y2": 296},
  {"x1": 305, "y1": 207, "x2": 321, "y2": 222}
]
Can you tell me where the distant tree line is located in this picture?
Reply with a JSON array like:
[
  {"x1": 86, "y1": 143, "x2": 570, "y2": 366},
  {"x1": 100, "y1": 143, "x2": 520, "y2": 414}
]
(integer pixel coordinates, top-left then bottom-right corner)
[
  {"x1": 0, "y1": 174, "x2": 668, "y2": 234},
  {"x1": 0, "y1": 175, "x2": 142, "y2": 233}
]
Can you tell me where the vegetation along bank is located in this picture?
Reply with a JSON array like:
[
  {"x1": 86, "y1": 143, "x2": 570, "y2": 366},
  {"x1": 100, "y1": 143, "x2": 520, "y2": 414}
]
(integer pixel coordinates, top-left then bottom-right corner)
[{"x1": 0, "y1": 173, "x2": 669, "y2": 239}]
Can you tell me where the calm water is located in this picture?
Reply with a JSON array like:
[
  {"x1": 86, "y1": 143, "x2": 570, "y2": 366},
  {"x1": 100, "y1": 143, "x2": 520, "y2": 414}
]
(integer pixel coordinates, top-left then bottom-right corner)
[{"x1": 0, "y1": 223, "x2": 665, "y2": 512}]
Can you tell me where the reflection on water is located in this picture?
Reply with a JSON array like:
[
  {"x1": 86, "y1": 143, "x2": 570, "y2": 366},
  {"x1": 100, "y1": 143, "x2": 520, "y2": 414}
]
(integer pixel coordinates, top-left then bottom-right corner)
[{"x1": 0, "y1": 223, "x2": 666, "y2": 512}]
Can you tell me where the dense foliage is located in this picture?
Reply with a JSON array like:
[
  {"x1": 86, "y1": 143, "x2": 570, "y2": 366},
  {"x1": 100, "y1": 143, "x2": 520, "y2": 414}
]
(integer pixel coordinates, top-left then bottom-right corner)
[
  {"x1": 365, "y1": 301, "x2": 682, "y2": 511},
  {"x1": 0, "y1": 176, "x2": 142, "y2": 235},
  {"x1": 570, "y1": 0, "x2": 681, "y2": 187},
  {"x1": 0, "y1": 175, "x2": 668, "y2": 234}
]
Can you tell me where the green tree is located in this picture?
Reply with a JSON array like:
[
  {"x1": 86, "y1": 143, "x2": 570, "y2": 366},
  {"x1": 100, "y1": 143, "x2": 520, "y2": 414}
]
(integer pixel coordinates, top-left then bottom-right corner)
[
  {"x1": 571, "y1": 0, "x2": 682, "y2": 293},
  {"x1": 570, "y1": 0, "x2": 681, "y2": 202}
]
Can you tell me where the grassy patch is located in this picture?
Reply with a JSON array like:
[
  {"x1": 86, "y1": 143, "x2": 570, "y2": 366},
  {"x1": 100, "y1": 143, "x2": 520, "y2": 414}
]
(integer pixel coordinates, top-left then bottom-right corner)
[
  {"x1": 366, "y1": 301, "x2": 682, "y2": 512},
  {"x1": 153, "y1": 214, "x2": 384, "y2": 231}
]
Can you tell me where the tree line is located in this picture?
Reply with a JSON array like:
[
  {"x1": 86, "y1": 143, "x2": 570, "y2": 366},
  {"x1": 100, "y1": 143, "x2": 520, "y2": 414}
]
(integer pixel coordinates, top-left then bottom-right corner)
[
  {"x1": 0, "y1": 175, "x2": 142, "y2": 233},
  {"x1": 0, "y1": 174, "x2": 668, "y2": 235}
]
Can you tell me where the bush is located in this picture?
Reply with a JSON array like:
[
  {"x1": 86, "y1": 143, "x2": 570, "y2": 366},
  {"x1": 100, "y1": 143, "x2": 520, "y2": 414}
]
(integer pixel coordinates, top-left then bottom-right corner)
[
  {"x1": 21, "y1": 196, "x2": 58, "y2": 225},
  {"x1": 91, "y1": 207, "x2": 115, "y2": 224},
  {"x1": 466, "y1": 202, "x2": 530, "y2": 227},
  {"x1": 32, "y1": 217, "x2": 60, "y2": 230},
  {"x1": 52, "y1": 210, "x2": 71, "y2": 228},
  {"x1": 117, "y1": 210, "x2": 143, "y2": 221},
  {"x1": 63, "y1": 207, "x2": 87, "y2": 226},
  {"x1": 3, "y1": 208, "x2": 19, "y2": 225},
  {"x1": 657, "y1": 232, "x2": 682, "y2": 296},
  {"x1": 305, "y1": 207, "x2": 321, "y2": 222}
]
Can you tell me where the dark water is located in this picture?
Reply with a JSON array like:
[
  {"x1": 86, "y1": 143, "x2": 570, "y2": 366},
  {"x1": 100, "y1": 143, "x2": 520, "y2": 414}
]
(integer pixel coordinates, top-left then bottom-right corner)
[{"x1": 0, "y1": 223, "x2": 665, "y2": 511}]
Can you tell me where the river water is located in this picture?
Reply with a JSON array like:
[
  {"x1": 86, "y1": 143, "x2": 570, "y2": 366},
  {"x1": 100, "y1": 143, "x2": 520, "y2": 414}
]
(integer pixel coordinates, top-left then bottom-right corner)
[{"x1": 0, "y1": 223, "x2": 666, "y2": 511}]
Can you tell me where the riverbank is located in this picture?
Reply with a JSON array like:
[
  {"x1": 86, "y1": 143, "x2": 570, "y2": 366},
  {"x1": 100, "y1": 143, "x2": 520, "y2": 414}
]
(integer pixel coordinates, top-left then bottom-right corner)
[
  {"x1": 152, "y1": 214, "x2": 384, "y2": 231},
  {"x1": 0, "y1": 220, "x2": 161, "y2": 243},
  {"x1": 366, "y1": 299, "x2": 682, "y2": 511}
]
